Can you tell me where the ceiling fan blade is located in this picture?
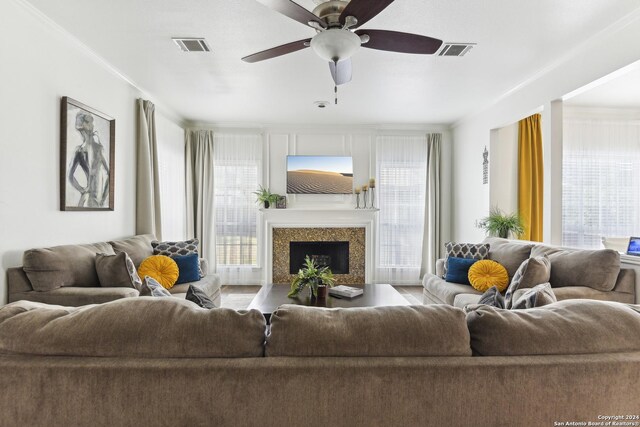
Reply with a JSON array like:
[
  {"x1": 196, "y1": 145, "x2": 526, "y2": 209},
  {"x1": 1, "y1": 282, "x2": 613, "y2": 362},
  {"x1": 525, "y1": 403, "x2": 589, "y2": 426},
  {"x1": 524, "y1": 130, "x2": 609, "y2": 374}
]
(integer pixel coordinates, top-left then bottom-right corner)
[
  {"x1": 242, "y1": 38, "x2": 311, "y2": 63},
  {"x1": 329, "y1": 59, "x2": 352, "y2": 85},
  {"x1": 256, "y1": 0, "x2": 326, "y2": 28},
  {"x1": 356, "y1": 29, "x2": 443, "y2": 54},
  {"x1": 339, "y1": 0, "x2": 394, "y2": 28}
]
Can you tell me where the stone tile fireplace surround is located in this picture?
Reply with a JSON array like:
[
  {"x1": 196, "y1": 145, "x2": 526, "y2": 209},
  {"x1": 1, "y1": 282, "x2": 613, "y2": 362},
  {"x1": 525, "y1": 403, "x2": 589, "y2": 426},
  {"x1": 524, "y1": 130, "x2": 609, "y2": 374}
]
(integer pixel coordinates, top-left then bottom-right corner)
[
  {"x1": 273, "y1": 227, "x2": 365, "y2": 284},
  {"x1": 261, "y1": 208, "x2": 378, "y2": 285}
]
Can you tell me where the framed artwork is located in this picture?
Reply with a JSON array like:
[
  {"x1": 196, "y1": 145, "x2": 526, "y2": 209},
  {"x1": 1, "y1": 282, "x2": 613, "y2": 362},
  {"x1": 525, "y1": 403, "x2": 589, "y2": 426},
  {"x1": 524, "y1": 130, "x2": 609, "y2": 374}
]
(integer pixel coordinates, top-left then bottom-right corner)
[{"x1": 60, "y1": 97, "x2": 115, "y2": 211}]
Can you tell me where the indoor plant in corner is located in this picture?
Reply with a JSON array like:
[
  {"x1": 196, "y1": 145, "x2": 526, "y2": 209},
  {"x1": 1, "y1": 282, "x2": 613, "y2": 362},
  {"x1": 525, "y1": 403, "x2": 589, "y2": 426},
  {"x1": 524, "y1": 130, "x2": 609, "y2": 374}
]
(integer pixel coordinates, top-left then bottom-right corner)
[
  {"x1": 478, "y1": 207, "x2": 525, "y2": 239},
  {"x1": 288, "y1": 256, "x2": 335, "y2": 299},
  {"x1": 253, "y1": 185, "x2": 279, "y2": 209}
]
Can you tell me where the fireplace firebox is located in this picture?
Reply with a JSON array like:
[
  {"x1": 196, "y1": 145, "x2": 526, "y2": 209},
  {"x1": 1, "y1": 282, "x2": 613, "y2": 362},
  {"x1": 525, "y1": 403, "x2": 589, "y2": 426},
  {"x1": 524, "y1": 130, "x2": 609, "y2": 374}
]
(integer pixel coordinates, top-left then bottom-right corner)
[{"x1": 289, "y1": 241, "x2": 349, "y2": 274}]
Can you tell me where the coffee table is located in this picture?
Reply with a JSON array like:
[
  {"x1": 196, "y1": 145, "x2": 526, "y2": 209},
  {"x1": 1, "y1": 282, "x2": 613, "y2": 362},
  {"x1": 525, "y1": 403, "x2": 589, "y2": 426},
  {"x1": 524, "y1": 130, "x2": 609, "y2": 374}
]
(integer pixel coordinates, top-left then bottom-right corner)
[{"x1": 247, "y1": 283, "x2": 411, "y2": 322}]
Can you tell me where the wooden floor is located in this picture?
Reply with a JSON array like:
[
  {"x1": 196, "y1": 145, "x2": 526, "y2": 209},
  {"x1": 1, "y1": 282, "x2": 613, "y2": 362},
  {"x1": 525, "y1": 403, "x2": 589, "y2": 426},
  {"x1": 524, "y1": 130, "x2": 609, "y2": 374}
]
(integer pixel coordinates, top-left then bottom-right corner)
[{"x1": 219, "y1": 285, "x2": 424, "y2": 310}]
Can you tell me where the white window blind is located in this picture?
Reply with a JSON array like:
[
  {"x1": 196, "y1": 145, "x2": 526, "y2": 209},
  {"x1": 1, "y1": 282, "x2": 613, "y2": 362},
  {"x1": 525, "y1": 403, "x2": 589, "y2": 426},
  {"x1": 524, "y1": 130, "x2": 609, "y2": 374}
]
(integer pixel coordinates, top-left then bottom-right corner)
[
  {"x1": 376, "y1": 135, "x2": 427, "y2": 284},
  {"x1": 562, "y1": 116, "x2": 640, "y2": 249},
  {"x1": 213, "y1": 133, "x2": 262, "y2": 270}
]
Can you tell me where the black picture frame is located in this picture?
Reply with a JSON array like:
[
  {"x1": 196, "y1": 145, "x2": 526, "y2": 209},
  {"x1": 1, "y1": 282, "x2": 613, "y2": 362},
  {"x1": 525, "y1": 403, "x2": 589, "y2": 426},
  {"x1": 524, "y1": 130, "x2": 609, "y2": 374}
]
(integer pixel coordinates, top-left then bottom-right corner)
[
  {"x1": 276, "y1": 195, "x2": 287, "y2": 209},
  {"x1": 60, "y1": 97, "x2": 115, "y2": 211}
]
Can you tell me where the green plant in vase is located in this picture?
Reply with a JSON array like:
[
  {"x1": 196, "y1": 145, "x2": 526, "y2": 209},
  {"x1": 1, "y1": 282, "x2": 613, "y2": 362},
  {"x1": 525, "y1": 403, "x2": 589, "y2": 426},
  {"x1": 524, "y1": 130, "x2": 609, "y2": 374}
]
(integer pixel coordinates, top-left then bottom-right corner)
[
  {"x1": 288, "y1": 255, "x2": 336, "y2": 298},
  {"x1": 252, "y1": 185, "x2": 278, "y2": 209},
  {"x1": 478, "y1": 207, "x2": 525, "y2": 239}
]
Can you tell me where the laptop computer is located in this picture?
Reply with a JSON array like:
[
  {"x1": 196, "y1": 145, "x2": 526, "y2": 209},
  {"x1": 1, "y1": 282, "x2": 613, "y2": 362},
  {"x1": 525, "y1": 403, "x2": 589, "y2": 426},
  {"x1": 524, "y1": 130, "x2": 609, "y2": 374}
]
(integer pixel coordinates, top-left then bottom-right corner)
[{"x1": 626, "y1": 237, "x2": 640, "y2": 256}]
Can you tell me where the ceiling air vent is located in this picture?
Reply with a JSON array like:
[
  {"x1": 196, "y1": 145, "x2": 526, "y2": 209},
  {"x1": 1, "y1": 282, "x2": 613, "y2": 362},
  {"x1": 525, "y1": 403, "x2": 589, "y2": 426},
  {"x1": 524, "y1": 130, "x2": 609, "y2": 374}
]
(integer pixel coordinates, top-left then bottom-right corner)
[
  {"x1": 172, "y1": 38, "x2": 211, "y2": 52},
  {"x1": 437, "y1": 43, "x2": 476, "y2": 57}
]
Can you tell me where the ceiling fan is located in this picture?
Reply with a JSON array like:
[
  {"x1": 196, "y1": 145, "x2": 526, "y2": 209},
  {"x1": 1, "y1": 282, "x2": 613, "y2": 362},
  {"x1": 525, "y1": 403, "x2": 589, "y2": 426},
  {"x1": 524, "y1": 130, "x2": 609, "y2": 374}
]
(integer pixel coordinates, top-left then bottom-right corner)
[{"x1": 242, "y1": 0, "x2": 444, "y2": 87}]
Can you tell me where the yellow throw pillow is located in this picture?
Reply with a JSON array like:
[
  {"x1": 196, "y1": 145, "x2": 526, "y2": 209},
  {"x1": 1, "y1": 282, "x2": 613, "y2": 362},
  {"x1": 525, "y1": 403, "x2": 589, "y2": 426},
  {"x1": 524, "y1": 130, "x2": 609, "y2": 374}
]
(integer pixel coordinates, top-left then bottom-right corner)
[
  {"x1": 468, "y1": 260, "x2": 509, "y2": 292},
  {"x1": 138, "y1": 255, "x2": 179, "y2": 289}
]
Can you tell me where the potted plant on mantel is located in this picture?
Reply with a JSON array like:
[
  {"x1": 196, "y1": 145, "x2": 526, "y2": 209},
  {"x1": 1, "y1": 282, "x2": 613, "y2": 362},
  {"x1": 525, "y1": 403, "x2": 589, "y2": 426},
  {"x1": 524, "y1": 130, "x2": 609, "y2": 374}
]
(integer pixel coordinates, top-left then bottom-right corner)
[
  {"x1": 253, "y1": 185, "x2": 279, "y2": 209},
  {"x1": 288, "y1": 256, "x2": 336, "y2": 299},
  {"x1": 478, "y1": 207, "x2": 525, "y2": 239}
]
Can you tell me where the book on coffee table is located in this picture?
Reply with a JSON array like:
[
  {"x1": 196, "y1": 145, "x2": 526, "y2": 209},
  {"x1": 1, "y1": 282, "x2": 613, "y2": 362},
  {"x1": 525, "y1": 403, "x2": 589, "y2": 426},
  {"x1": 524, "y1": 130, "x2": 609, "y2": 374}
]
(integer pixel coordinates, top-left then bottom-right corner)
[{"x1": 329, "y1": 285, "x2": 364, "y2": 298}]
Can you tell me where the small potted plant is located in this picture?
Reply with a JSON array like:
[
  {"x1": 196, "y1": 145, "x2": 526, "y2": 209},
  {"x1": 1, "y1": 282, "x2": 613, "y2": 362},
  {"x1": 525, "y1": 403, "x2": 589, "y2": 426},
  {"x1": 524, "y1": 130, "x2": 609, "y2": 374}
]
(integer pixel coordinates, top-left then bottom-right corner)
[
  {"x1": 253, "y1": 185, "x2": 279, "y2": 209},
  {"x1": 478, "y1": 207, "x2": 525, "y2": 239},
  {"x1": 288, "y1": 255, "x2": 336, "y2": 299}
]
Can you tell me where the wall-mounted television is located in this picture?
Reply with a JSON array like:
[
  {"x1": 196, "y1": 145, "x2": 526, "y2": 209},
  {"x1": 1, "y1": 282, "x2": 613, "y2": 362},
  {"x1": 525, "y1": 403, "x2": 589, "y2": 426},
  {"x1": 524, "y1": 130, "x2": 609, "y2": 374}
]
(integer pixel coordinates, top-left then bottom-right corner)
[{"x1": 287, "y1": 155, "x2": 353, "y2": 194}]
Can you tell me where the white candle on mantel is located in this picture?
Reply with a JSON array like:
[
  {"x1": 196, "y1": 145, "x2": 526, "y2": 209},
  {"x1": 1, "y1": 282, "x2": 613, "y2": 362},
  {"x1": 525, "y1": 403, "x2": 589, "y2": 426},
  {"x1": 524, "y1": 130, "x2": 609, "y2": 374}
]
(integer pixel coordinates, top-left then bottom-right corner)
[
  {"x1": 354, "y1": 187, "x2": 361, "y2": 194},
  {"x1": 369, "y1": 178, "x2": 375, "y2": 188},
  {"x1": 362, "y1": 185, "x2": 368, "y2": 191}
]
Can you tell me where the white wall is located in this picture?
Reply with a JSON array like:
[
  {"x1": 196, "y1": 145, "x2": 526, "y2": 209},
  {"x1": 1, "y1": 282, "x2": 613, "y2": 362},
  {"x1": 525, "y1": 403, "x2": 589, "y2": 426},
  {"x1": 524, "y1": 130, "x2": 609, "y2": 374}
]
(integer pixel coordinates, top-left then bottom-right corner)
[
  {"x1": 451, "y1": 10, "x2": 640, "y2": 242},
  {"x1": 489, "y1": 122, "x2": 519, "y2": 215},
  {"x1": 0, "y1": 0, "x2": 184, "y2": 303}
]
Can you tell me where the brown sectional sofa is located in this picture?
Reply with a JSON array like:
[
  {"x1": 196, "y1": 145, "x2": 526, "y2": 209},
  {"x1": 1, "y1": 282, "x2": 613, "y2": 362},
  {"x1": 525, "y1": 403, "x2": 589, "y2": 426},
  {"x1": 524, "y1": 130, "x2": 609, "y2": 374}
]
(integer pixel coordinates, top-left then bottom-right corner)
[
  {"x1": 6, "y1": 234, "x2": 221, "y2": 307},
  {"x1": 424, "y1": 237, "x2": 637, "y2": 307},
  {"x1": 0, "y1": 298, "x2": 638, "y2": 426}
]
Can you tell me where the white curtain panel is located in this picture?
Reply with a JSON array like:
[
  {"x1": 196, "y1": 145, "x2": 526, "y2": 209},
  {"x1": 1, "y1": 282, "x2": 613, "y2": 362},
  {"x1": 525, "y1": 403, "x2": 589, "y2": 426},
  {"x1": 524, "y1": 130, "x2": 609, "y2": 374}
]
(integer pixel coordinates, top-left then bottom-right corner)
[
  {"x1": 136, "y1": 99, "x2": 162, "y2": 240},
  {"x1": 213, "y1": 133, "x2": 262, "y2": 285},
  {"x1": 186, "y1": 129, "x2": 215, "y2": 266},
  {"x1": 563, "y1": 116, "x2": 640, "y2": 249},
  {"x1": 375, "y1": 135, "x2": 428, "y2": 284},
  {"x1": 421, "y1": 133, "x2": 442, "y2": 276}
]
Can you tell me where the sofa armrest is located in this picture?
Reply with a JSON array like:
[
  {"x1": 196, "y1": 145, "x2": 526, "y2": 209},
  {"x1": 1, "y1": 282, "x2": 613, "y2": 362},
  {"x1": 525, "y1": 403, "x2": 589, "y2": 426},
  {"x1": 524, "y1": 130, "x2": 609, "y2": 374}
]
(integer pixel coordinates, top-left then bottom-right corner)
[
  {"x1": 7, "y1": 268, "x2": 33, "y2": 298},
  {"x1": 435, "y1": 259, "x2": 445, "y2": 278},
  {"x1": 200, "y1": 258, "x2": 209, "y2": 277}
]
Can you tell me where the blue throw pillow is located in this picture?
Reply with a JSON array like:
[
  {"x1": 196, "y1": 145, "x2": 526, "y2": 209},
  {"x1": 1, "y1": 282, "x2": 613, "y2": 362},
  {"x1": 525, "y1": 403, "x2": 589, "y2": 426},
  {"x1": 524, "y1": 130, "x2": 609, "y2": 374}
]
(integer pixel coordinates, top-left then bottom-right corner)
[
  {"x1": 445, "y1": 257, "x2": 477, "y2": 285},
  {"x1": 173, "y1": 253, "x2": 201, "y2": 285}
]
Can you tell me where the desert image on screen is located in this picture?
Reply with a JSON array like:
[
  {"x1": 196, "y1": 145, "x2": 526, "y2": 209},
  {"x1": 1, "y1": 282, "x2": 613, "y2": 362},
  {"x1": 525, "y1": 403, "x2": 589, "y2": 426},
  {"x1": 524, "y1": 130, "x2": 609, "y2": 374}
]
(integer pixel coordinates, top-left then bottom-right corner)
[{"x1": 287, "y1": 156, "x2": 353, "y2": 194}]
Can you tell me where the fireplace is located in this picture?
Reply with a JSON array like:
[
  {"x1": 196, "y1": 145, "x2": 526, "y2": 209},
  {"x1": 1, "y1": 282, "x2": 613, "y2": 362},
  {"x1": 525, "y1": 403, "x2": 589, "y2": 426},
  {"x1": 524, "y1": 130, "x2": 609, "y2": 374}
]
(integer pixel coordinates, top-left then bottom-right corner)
[
  {"x1": 272, "y1": 227, "x2": 365, "y2": 284},
  {"x1": 289, "y1": 241, "x2": 349, "y2": 274}
]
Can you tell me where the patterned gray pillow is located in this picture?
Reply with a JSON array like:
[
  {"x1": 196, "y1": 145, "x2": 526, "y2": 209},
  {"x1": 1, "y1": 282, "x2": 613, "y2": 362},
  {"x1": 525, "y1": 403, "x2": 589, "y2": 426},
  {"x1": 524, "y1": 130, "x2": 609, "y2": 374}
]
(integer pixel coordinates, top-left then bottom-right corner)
[
  {"x1": 504, "y1": 255, "x2": 551, "y2": 309},
  {"x1": 477, "y1": 286, "x2": 505, "y2": 309},
  {"x1": 141, "y1": 276, "x2": 172, "y2": 297},
  {"x1": 95, "y1": 252, "x2": 143, "y2": 292},
  {"x1": 152, "y1": 239, "x2": 203, "y2": 277},
  {"x1": 443, "y1": 242, "x2": 490, "y2": 277},
  {"x1": 510, "y1": 282, "x2": 557, "y2": 310}
]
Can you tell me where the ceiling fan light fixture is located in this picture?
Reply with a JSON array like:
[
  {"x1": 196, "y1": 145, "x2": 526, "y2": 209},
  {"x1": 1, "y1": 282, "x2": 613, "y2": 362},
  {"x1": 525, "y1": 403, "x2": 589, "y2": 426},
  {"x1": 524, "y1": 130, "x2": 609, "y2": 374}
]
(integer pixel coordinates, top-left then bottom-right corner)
[{"x1": 310, "y1": 29, "x2": 361, "y2": 62}]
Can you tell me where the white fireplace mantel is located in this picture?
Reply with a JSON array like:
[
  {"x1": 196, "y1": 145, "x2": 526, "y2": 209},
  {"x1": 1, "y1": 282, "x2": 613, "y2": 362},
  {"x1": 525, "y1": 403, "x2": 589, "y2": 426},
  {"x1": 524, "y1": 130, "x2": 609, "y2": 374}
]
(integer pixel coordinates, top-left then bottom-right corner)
[{"x1": 260, "y1": 207, "x2": 379, "y2": 284}]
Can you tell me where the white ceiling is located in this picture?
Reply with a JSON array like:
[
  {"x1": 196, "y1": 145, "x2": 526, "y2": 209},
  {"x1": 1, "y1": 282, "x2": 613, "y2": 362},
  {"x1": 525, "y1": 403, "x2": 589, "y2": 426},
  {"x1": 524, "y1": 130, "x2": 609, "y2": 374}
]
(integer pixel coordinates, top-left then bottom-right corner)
[{"x1": 25, "y1": 0, "x2": 640, "y2": 125}]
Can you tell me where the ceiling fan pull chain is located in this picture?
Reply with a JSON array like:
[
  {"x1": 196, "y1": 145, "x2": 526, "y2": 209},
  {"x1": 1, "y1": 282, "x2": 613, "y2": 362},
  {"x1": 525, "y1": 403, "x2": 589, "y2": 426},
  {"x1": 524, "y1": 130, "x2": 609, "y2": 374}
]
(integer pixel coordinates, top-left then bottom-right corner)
[{"x1": 335, "y1": 85, "x2": 338, "y2": 105}]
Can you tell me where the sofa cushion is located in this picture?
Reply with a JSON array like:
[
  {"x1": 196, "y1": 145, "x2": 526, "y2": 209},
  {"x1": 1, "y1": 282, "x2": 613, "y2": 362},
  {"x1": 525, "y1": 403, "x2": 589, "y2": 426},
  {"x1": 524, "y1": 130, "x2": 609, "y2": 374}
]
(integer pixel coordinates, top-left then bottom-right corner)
[
  {"x1": 0, "y1": 298, "x2": 266, "y2": 358},
  {"x1": 445, "y1": 257, "x2": 477, "y2": 285},
  {"x1": 468, "y1": 260, "x2": 509, "y2": 292},
  {"x1": 453, "y1": 293, "x2": 482, "y2": 308},
  {"x1": 466, "y1": 300, "x2": 640, "y2": 356},
  {"x1": 8, "y1": 286, "x2": 139, "y2": 306},
  {"x1": 108, "y1": 234, "x2": 155, "y2": 268},
  {"x1": 266, "y1": 304, "x2": 471, "y2": 357},
  {"x1": 443, "y1": 242, "x2": 490, "y2": 277},
  {"x1": 138, "y1": 255, "x2": 179, "y2": 289},
  {"x1": 141, "y1": 276, "x2": 172, "y2": 297},
  {"x1": 504, "y1": 255, "x2": 551, "y2": 308},
  {"x1": 477, "y1": 286, "x2": 505, "y2": 308},
  {"x1": 483, "y1": 237, "x2": 534, "y2": 280},
  {"x1": 186, "y1": 284, "x2": 216, "y2": 309},
  {"x1": 174, "y1": 254, "x2": 201, "y2": 285},
  {"x1": 95, "y1": 252, "x2": 143, "y2": 291},
  {"x1": 530, "y1": 245, "x2": 620, "y2": 291},
  {"x1": 552, "y1": 285, "x2": 635, "y2": 304},
  {"x1": 23, "y1": 242, "x2": 115, "y2": 291},
  {"x1": 152, "y1": 238, "x2": 203, "y2": 277},
  {"x1": 423, "y1": 274, "x2": 482, "y2": 305},
  {"x1": 510, "y1": 283, "x2": 557, "y2": 310}
]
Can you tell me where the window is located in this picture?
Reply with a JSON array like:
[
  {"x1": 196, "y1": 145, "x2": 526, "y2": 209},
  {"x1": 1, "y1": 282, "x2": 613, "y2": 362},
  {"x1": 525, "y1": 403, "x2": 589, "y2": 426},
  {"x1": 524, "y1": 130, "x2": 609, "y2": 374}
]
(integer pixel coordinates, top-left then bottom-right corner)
[
  {"x1": 562, "y1": 114, "x2": 640, "y2": 249},
  {"x1": 213, "y1": 133, "x2": 262, "y2": 267},
  {"x1": 376, "y1": 135, "x2": 427, "y2": 283}
]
